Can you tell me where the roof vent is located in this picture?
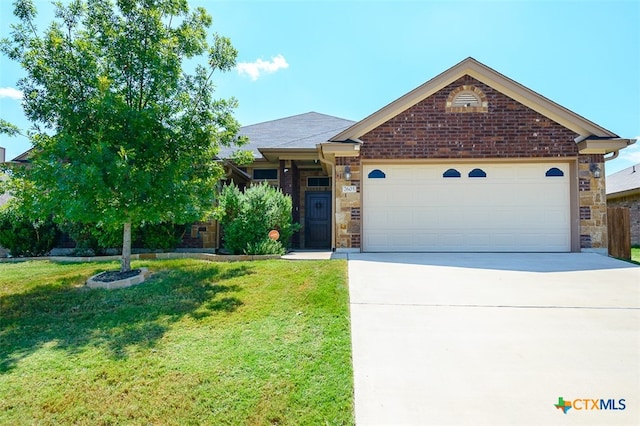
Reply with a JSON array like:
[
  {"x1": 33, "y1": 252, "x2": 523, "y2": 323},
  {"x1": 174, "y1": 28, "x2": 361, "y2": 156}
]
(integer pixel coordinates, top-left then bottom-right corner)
[
  {"x1": 452, "y1": 92, "x2": 480, "y2": 107},
  {"x1": 446, "y1": 85, "x2": 488, "y2": 113}
]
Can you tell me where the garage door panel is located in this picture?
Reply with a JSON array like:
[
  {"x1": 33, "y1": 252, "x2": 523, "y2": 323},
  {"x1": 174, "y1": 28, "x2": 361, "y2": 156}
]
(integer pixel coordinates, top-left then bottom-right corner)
[
  {"x1": 363, "y1": 163, "x2": 571, "y2": 252},
  {"x1": 366, "y1": 211, "x2": 390, "y2": 228}
]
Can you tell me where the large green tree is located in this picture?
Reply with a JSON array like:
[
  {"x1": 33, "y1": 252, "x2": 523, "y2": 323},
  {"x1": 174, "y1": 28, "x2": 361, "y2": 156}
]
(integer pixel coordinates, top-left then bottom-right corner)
[{"x1": 1, "y1": 0, "x2": 246, "y2": 271}]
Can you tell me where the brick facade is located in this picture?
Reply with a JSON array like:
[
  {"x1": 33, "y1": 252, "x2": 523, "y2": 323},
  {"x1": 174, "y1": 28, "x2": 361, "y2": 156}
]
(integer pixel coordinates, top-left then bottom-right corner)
[
  {"x1": 332, "y1": 75, "x2": 609, "y2": 251},
  {"x1": 360, "y1": 76, "x2": 579, "y2": 160}
]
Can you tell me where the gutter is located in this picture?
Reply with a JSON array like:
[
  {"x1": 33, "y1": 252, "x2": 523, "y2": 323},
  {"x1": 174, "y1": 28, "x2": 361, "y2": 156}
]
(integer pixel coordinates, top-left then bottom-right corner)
[{"x1": 575, "y1": 136, "x2": 636, "y2": 156}]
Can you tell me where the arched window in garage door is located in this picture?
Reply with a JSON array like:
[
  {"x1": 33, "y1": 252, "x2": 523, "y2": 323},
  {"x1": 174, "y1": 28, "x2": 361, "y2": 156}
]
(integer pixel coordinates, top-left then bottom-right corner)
[
  {"x1": 468, "y1": 168, "x2": 487, "y2": 178},
  {"x1": 545, "y1": 167, "x2": 564, "y2": 177},
  {"x1": 443, "y1": 168, "x2": 461, "y2": 178},
  {"x1": 367, "y1": 169, "x2": 386, "y2": 179}
]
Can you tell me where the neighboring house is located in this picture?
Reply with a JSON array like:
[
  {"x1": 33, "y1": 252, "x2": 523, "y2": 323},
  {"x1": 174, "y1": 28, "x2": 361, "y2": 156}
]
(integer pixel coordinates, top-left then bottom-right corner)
[
  {"x1": 606, "y1": 164, "x2": 640, "y2": 246},
  {"x1": 5, "y1": 58, "x2": 636, "y2": 253}
]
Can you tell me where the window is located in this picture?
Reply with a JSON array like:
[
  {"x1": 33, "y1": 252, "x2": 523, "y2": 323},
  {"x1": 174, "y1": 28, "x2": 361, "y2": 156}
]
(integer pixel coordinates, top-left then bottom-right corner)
[
  {"x1": 443, "y1": 168, "x2": 461, "y2": 178},
  {"x1": 468, "y1": 168, "x2": 487, "y2": 178},
  {"x1": 307, "y1": 177, "x2": 330, "y2": 187},
  {"x1": 367, "y1": 169, "x2": 386, "y2": 179},
  {"x1": 545, "y1": 167, "x2": 564, "y2": 177},
  {"x1": 252, "y1": 169, "x2": 278, "y2": 180}
]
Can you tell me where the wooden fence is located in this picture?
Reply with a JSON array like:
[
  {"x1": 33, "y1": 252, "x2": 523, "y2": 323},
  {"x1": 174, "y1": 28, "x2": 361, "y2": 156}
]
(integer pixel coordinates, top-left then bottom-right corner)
[{"x1": 607, "y1": 207, "x2": 631, "y2": 260}]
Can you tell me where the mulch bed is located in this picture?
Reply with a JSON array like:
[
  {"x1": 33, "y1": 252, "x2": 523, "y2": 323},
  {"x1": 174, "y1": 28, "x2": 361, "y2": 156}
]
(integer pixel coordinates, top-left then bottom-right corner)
[{"x1": 92, "y1": 269, "x2": 142, "y2": 282}]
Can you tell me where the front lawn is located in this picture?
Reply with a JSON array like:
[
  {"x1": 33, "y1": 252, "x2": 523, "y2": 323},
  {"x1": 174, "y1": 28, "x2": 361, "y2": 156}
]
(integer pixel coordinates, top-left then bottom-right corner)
[
  {"x1": 632, "y1": 247, "x2": 640, "y2": 263},
  {"x1": 0, "y1": 259, "x2": 353, "y2": 425}
]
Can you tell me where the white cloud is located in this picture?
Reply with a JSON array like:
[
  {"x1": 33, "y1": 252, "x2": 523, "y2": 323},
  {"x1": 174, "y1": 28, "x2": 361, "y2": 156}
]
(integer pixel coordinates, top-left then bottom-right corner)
[
  {"x1": 237, "y1": 54, "x2": 289, "y2": 81},
  {"x1": 619, "y1": 137, "x2": 640, "y2": 163},
  {"x1": 0, "y1": 87, "x2": 23, "y2": 100}
]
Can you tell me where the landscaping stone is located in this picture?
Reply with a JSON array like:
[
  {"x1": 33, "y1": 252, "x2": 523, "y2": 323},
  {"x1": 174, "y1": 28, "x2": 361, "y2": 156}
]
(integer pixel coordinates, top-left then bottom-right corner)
[{"x1": 86, "y1": 267, "x2": 150, "y2": 290}]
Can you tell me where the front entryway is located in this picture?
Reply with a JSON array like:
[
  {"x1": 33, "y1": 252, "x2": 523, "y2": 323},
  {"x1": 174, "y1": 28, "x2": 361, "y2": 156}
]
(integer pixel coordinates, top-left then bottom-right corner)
[{"x1": 305, "y1": 191, "x2": 331, "y2": 248}]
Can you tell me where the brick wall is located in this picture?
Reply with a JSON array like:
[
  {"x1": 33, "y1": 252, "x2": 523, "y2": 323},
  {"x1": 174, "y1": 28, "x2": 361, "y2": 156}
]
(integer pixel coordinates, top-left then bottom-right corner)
[{"x1": 361, "y1": 76, "x2": 579, "y2": 160}]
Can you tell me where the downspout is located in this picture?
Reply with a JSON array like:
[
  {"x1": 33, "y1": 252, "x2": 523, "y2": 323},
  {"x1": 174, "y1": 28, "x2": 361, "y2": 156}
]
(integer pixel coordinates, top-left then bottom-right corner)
[{"x1": 317, "y1": 144, "x2": 336, "y2": 251}]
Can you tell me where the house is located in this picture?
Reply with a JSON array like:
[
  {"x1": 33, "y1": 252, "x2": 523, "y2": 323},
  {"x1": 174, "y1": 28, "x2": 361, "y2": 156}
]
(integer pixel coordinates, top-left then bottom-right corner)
[
  {"x1": 607, "y1": 164, "x2": 640, "y2": 246},
  {"x1": 4, "y1": 58, "x2": 636, "y2": 254},
  {"x1": 234, "y1": 57, "x2": 635, "y2": 253}
]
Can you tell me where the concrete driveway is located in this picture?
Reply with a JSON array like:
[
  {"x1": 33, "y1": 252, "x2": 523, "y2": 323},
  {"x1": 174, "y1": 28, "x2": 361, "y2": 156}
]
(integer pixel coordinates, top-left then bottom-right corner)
[{"x1": 348, "y1": 253, "x2": 640, "y2": 425}]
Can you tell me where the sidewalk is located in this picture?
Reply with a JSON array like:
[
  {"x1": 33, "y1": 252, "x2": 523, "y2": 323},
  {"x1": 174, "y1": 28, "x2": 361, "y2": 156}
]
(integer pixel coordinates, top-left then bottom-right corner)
[{"x1": 281, "y1": 250, "x2": 342, "y2": 260}]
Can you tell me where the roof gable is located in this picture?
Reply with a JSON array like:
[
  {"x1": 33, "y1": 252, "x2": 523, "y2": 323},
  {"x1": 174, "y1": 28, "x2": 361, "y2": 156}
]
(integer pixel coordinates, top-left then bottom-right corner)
[{"x1": 330, "y1": 57, "x2": 618, "y2": 142}]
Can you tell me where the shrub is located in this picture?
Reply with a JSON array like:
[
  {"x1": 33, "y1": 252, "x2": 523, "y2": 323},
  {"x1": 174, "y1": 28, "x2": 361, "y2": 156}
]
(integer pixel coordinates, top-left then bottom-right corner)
[
  {"x1": 61, "y1": 221, "x2": 187, "y2": 254},
  {"x1": 215, "y1": 183, "x2": 300, "y2": 255},
  {"x1": 60, "y1": 222, "x2": 121, "y2": 255},
  {"x1": 136, "y1": 222, "x2": 186, "y2": 251},
  {"x1": 245, "y1": 239, "x2": 286, "y2": 256},
  {"x1": 0, "y1": 206, "x2": 58, "y2": 257}
]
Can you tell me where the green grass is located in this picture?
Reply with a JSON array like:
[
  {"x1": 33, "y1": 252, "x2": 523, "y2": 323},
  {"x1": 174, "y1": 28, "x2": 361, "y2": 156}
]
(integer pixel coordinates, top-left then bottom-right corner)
[
  {"x1": 0, "y1": 259, "x2": 353, "y2": 425},
  {"x1": 632, "y1": 247, "x2": 640, "y2": 263}
]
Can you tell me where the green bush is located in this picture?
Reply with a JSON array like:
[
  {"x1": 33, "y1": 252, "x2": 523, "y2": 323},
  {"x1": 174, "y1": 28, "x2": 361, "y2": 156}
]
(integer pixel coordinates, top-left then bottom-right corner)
[
  {"x1": 0, "y1": 206, "x2": 58, "y2": 257},
  {"x1": 136, "y1": 222, "x2": 186, "y2": 251},
  {"x1": 60, "y1": 221, "x2": 186, "y2": 255},
  {"x1": 215, "y1": 183, "x2": 300, "y2": 255},
  {"x1": 245, "y1": 239, "x2": 286, "y2": 256},
  {"x1": 60, "y1": 222, "x2": 121, "y2": 255}
]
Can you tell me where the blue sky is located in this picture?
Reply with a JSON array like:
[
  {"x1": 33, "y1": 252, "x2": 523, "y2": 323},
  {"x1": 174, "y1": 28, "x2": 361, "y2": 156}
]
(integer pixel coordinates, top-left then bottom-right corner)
[{"x1": 1, "y1": 0, "x2": 639, "y2": 174}]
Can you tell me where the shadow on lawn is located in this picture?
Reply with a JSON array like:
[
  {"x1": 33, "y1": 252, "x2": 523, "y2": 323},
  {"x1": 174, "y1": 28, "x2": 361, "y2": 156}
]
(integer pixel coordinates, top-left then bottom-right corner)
[{"x1": 0, "y1": 263, "x2": 252, "y2": 372}]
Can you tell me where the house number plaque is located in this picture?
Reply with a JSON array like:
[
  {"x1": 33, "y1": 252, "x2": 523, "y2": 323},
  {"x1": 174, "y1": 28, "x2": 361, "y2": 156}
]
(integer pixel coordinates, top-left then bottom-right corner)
[{"x1": 342, "y1": 185, "x2": 357, "y2": 193}]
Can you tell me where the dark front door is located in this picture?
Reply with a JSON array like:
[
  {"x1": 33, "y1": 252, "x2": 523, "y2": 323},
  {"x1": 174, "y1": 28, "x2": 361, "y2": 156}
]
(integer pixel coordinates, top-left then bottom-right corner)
[{"x1": 305, "y1": 191, "x2": 331, "y2": 248}]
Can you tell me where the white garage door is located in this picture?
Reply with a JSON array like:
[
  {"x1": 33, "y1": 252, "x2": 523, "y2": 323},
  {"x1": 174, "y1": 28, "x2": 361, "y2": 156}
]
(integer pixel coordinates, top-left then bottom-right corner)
[{"x1": 362, "y1": 163, "x2": 571, "y2": 252}]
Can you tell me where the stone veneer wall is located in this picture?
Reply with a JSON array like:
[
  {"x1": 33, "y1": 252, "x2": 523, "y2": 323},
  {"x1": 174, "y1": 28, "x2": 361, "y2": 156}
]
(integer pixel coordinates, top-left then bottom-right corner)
[
  {"x1": 335, "y1": 157, "x2": 361, "y2": 250},
  {"x1": 607, "y1": 193, "x2": 640, "y2": 246},
  {"x1": 578, "y1": 155, "x2": 607, "y2": 250},
  {"x1": 181, "y1": 220, "x2": 218, "y2": 249},
  {"x1": 331, "y1": 75, "x2": 608, "y2": 251}
]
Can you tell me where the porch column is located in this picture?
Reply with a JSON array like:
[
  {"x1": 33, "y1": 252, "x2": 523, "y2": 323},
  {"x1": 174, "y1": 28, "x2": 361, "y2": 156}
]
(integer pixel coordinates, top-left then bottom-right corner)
[{"x1": 280, "y1": 160, "x2": 301, "y2": 248}]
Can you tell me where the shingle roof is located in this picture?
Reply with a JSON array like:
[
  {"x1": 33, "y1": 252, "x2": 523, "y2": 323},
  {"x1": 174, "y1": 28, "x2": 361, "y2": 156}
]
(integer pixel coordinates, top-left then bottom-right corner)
[
  {"x1": 220, "y1": 112, "x2": 355, "y2": 159},
  {"x1": 606, "y1": 163, "x2": 640, "y2": 195}
]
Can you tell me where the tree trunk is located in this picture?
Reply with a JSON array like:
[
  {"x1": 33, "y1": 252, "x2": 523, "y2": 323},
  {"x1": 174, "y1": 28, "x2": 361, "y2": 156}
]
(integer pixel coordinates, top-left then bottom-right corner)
[{"x1": 121, "y1": 222, "x2": 132, "y2": 272}]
